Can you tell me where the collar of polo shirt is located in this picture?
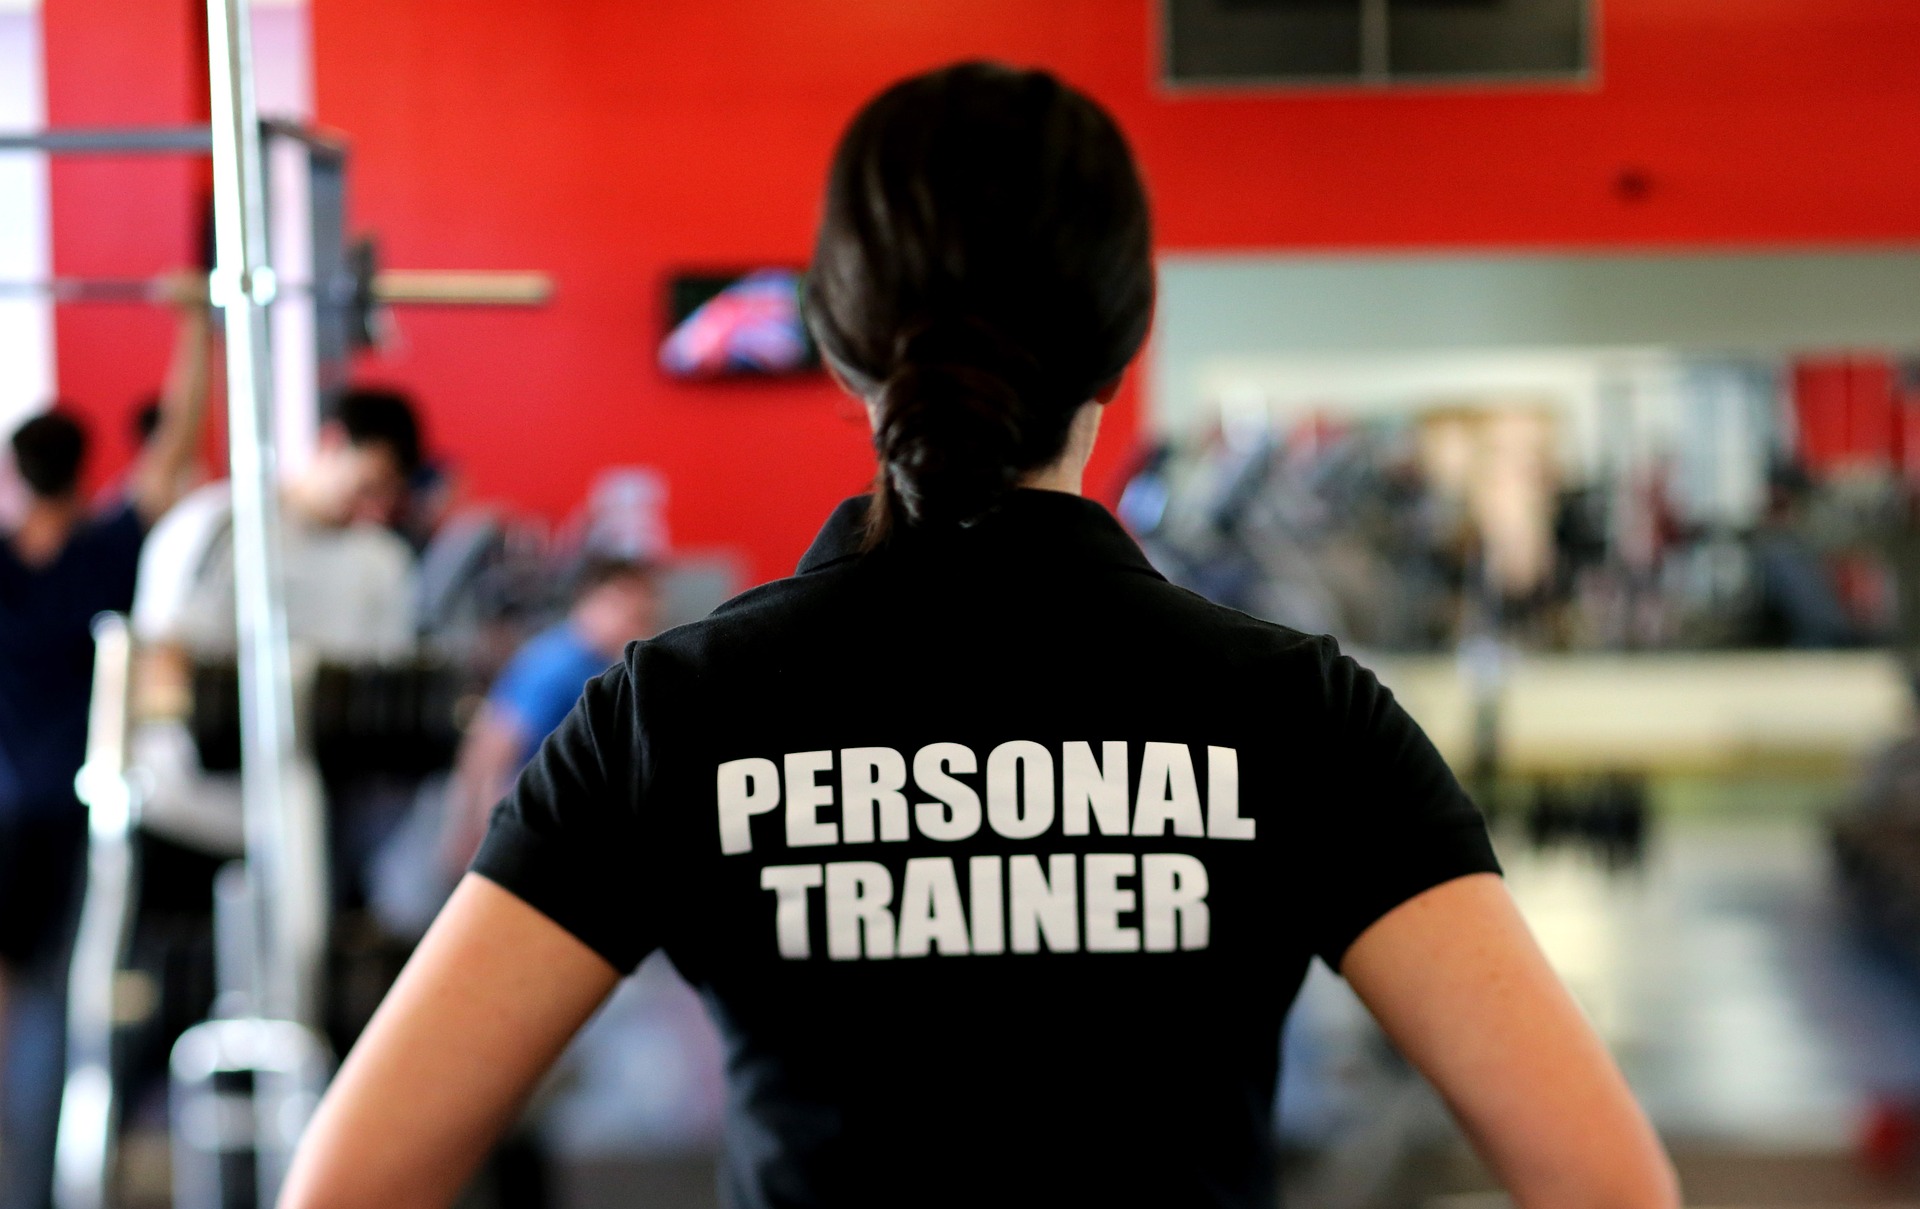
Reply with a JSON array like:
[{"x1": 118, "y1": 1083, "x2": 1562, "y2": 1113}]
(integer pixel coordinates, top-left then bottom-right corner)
[{"x1": 796, "y1": 489, "x2": 1165, "y2": 579}]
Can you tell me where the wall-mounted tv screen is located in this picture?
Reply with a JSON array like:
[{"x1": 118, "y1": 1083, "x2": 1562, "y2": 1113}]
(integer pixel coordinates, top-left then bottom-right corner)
[{"x1": 659, "y1": 268, "x2": 819, "y2": 379}]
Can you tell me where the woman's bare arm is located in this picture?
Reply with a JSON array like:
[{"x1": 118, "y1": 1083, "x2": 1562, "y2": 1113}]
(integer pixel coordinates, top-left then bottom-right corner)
[
  {"x1": 277, "y1": 875, "x2": 619, "y2": 1209},
  {"x1": 1341, "y1": 873, "x2": 1680, "y2": 1209}
]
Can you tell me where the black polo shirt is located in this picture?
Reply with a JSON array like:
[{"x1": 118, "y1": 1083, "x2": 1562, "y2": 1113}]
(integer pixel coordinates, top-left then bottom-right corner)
[{"x1": 473, "y1": 489, "x2": 1499, "y2": 1209}]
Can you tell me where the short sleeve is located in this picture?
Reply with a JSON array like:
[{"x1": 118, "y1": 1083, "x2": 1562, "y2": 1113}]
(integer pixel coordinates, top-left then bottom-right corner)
[
  {"x1": 1302, "y1": 638, "x2": 1501, "y2": 972},
  {"x1": 469, "y1": 659, "x2": 657, "y2": 973}
]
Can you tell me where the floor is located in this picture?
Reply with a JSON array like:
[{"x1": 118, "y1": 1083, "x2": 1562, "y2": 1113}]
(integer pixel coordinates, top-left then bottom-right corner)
[{"x1": 1513, "y1": 813, "x2": 1920, "y2": 1147}]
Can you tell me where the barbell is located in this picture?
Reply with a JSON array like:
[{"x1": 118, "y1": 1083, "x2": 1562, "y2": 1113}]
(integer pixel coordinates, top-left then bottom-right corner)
[{"x1": 0, "y1": 237, "x2": 552, "y2": 349}]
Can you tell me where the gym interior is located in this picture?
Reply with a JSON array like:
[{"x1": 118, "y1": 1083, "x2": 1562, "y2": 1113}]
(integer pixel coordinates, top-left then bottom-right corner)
[{"x1": 5, "y1": 1, "x2": 1920, "y2": 1207}]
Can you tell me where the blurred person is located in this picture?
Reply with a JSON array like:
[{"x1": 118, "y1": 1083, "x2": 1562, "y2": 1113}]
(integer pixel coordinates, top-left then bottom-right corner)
[
  {"x1": 0, "y1": 283, "x2": 211, "y2": 1209},
  {"x1": 281, "y1": 64, "x2": 1677, "y2": 1209},
  {"x1": 336, "y1": 386, "x2": 426, "y2": 531},
  {"x1": 171, "y1": 386, "x2": 421, "y2": 657},
  {"x1": 137, "y1": 386, "x2": 424, "y2": 668},
  {"x1": 128, "y1": 388, "x2": 424, "y2": 951},
  {"x1": 440, "y1": 555, "x2": 662, "y2": 875},
  {"x1": 97, "y1": 388, "x2": 429, "y2": 1148},
  {"x1": 1752, "y1": 463, "x2": 1856, "y2": 649}
]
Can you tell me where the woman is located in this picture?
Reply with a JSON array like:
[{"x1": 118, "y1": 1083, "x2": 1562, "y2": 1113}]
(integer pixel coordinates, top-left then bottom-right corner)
[{"x1": 281, "y1": 63, "x2": 1678, "y2": 1209}]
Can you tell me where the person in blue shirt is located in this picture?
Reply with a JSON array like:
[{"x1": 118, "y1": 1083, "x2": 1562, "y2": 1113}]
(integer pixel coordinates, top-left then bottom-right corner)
[
  {"x1": 0, "y1": 280, "x2": 211, "y2": 1209},
  {"x1": 441, "y1": 555, "x2": 661, "y2": 873}
]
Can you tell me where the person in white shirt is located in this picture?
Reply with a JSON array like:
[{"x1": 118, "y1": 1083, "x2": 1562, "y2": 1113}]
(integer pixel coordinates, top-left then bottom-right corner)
[
  {"x1": 139, "y1": 388, "x2": 422, "y2": 661},
  {"x1": 134, "y1": 389, "x2": 425, "y2": 855}
]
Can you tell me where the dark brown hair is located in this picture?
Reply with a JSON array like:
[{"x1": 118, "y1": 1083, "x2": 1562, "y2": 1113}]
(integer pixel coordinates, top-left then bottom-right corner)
[
  {"x1": 9, "y1": 410, "x2": 88, "y2": 500},
  {"x1": 333, "y1": 387, "x2": 423, "y2": 477},
  {"x1": 805, "y1": 62, "x2": 1154, "y2": 547}
]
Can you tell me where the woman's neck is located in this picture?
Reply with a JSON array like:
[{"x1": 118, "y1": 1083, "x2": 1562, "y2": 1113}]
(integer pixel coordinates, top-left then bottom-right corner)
[
  {"x1": 1017, "y1": 461, "x2": 1083, "y2": 496},
  {"x1": 1014, "y1": 400, "x2": 1102, "y2": 496}
]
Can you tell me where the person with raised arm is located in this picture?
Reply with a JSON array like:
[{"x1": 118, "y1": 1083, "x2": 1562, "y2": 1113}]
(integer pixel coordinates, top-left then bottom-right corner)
[{"x1": 0, "y1": 274, "x2": 212, "y2": 1209}]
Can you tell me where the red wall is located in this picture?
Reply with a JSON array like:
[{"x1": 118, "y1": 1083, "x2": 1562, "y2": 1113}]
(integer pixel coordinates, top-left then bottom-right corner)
[
  {"x1": 42, "y1": 0, "x2": 214, "y2": 486},
  {"x1": 47, "y1": 1, "x2": 1920, "y2": 583}
]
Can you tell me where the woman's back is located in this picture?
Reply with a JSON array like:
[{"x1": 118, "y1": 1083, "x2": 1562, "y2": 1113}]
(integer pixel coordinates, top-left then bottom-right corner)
[{"x1": 477, "y1": 489, "x2": 1496, "y2": 1207}]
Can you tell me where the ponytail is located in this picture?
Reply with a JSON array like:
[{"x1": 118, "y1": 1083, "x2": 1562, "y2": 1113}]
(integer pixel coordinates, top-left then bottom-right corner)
[
  {"x1": 805, "y1": 61, "x2": 1155, "y2": 550},
  {"x1": 864, "y1": 319, "x2": 1075, "y2": 547}
]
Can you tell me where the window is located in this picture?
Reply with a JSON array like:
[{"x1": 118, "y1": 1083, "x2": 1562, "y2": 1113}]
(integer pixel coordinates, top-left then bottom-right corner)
[{"x1": 1163, "y1": 0, "x2": 1593, "y2": 87}]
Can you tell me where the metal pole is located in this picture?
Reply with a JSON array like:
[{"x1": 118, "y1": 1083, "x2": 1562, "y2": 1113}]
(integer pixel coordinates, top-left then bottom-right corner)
[
  {"x1": 53, "y1": 615, "x2": 142, "y2": 1209},
  {"x1": 0, "y1": 279, "x2": 171, "y2": 303},
  {"x1": 205, "y1": 0, "x2": 323, "y2": 1031},
  {"x1": 0, "y1": 126, "x2": 213, "y2": 154}
]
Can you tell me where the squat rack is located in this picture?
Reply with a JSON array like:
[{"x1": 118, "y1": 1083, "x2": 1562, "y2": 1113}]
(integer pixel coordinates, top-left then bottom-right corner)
[{"x1": 4, "y1": 1, "x2": 553, "y2": 1203}]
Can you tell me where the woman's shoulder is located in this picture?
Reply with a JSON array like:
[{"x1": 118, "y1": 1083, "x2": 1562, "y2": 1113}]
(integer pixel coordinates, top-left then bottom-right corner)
[{"x1": 1124, "y1": 572, "x2": 1331, "y2": 661}]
